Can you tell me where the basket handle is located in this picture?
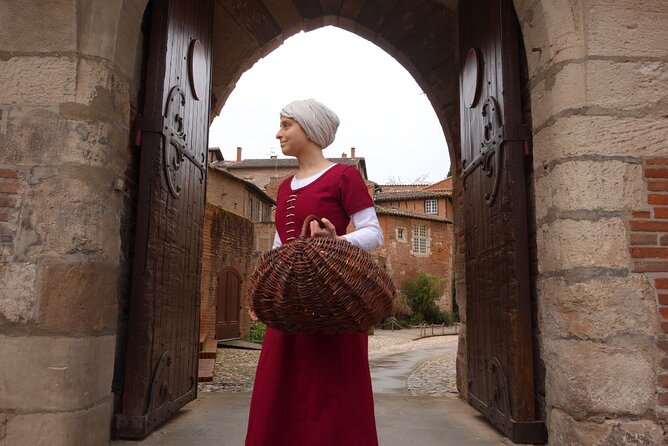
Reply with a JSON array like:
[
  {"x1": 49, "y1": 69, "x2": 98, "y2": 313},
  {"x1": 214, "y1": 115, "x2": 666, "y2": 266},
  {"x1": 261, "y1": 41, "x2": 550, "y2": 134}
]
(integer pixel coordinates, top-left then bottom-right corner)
[{"x1": 300, "y1": 214, "x2": 325, "y2": 237}]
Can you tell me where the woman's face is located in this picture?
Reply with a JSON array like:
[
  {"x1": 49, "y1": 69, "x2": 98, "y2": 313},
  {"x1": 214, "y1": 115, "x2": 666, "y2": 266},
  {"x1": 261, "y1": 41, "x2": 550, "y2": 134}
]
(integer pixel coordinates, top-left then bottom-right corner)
[{"x1": 276, "y1": 117, "x2": 310, "y2": 157}]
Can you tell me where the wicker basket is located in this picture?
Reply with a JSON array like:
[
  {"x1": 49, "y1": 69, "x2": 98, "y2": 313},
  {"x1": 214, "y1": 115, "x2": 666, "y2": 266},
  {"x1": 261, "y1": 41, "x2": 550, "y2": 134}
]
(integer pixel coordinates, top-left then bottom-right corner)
[{"x1": 249, "y1": 215, "x2": 395, "y2": 334}]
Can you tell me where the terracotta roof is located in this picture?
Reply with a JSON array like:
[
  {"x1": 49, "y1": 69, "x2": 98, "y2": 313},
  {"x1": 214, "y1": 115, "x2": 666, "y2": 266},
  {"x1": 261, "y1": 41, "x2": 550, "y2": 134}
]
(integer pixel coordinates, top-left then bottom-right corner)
[
  {"x1": 374, "y1": 205, "x2": 452, "y2": 223},
  {"x1": 225, "y1": 157, "x2": 362, "y2": 168},
  {"x1": 374, "y1": 190, "x2": 452, "y2": 201},
  {"x1": 208, "y1": 166, "x2": 276, "y2": 205}
]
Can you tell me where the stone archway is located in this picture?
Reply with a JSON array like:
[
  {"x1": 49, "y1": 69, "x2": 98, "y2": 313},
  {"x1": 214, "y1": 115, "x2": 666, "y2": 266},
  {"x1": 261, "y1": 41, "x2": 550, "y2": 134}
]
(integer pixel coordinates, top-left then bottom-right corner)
[{"x1": 2, "y1": 0, "x2": 667, "y2": 444}]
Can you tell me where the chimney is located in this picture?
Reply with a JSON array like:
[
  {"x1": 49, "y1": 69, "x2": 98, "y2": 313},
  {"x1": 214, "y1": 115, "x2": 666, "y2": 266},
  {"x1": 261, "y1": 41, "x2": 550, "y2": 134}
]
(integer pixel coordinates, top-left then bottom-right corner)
[
  {"x1": 236, "y1": 146, "x2": 242, "y2": 162},
  {"x1": 341, "y1": 152, "x2": 348, "y2": 158},
  {"x1": 351, "y1": 147, "x2": 356, "y2": 159}
]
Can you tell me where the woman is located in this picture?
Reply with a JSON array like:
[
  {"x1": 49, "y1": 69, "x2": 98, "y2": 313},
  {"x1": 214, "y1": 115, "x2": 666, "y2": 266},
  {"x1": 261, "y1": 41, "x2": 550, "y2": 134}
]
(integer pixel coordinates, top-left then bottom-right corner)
[{"x1": 245, "y1": 99, "x2": 383, "y2": 446}]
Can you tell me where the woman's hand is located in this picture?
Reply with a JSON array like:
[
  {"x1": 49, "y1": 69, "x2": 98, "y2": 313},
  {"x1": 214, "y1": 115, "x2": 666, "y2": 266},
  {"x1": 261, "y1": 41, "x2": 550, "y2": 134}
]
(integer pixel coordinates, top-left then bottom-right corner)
[
  {"x1": 310, "y1": 217, "x2": 340, "y2": 239},
  {"x1": 247, "y1": 307, "x2": 259, "y2": 321}
]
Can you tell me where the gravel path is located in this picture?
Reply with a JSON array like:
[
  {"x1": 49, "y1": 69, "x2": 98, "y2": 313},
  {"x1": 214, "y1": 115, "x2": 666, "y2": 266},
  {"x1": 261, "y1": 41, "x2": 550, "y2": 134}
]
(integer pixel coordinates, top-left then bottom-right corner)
[{"x1": 198, "y1": 329, "x2": 459, "y2": 396}]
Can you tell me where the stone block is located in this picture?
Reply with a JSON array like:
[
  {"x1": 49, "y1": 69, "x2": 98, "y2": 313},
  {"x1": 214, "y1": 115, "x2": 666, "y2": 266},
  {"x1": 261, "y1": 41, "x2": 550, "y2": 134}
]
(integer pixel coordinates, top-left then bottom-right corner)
[
  {"x1": 4, "y1": 400, "x2": 113, "y2": 446},
  {"x1": 114, "y1": 0, "x2": 148, "y2": 78},
  {"x1": 537, "y1": 218, "x2": 629, "y2": 272},
  {"x1": 548, "y1": 408, "x2": 665, "y2": 446},
  {"x1": 0, "y1": 262, "x2": 38, "y2": 323},
  {"x1": 0, "y1": 0, "x2": 76, "y2": 53},
  {"x1": 15, "y1": 163, "x2": 123, "y2": 262},
  {"x1": 537, "y1": 274, "x2": 658, "y2": 341},
  {"x1": 531, "y1": 61, "x2": 586, "y2": 130},
  {"x1": 0, "y1": 57, "x2": 77, "y2": 105},
  {"x1": 0, "y1": 108, "x2": 128, "y2": 172},
  {"x1": 587, "y1": 59, "x2": 668, "y2": 111},
  {"x1": 542, "y1": 339, "x2": 656, "y2": 418},
  {"x1": 38, "y1": 259, "x2": 118, "y2": 334},
  {"x1": 0, "y1": 334, "x2": 115, "y2": 411},
  {"x1": 534, "y1": 160, "x2": 643, "y2": 220},
  {"x1": 63, "y1": 57, "x2": 132, "y2": 125},
  {"x1": 78, "y1": 0, "x2": 123, "y2": 61},
  {"x1": 588, "y1": 4, "x2": 668, "y2": 58},
  {"x1": 514, "y1": 0, "x2": 586, "y2": 78},
  {"x1": 532, "y1": 115, "x2": 668, "y2": 167}
]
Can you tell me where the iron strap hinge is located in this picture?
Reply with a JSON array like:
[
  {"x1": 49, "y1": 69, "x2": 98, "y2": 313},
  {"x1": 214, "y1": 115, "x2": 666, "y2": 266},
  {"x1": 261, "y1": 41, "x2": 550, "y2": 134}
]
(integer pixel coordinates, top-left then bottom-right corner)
[
  {"x1": 135, "y1": 114, "x2": 165, "y2": 134},
  {"x1": 133, "y1": 114, "x2": 165, "y2": 147},
  {"x1": 502, "y1": 123, "x2": 532, "y2": 142}
]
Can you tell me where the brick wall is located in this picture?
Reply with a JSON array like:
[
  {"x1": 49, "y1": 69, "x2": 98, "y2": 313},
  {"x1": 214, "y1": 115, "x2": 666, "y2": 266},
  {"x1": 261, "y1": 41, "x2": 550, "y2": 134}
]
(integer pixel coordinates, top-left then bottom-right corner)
[
  {"x1": 629, "y1": 158, "x2": 668, "y2": 422},
  {"x1": 200, "y1": 204, "x2": 255, "y2": 340},
  {"x1": 376, "y1": 214, "x2": 453, "y2": 312}
]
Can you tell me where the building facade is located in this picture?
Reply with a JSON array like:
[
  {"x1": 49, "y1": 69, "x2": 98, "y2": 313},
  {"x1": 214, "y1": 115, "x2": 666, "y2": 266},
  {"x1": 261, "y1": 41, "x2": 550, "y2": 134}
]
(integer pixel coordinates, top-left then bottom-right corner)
[{"x1": 200, "y1": 167, "x2": 275, "y2": 342}]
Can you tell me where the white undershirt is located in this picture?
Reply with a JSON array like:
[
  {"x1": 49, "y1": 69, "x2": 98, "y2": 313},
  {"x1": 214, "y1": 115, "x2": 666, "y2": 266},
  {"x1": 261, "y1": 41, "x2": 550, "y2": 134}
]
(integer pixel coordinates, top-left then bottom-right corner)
[{"x1": 272, "y1": 165, "x2": 383, "y2": 252}]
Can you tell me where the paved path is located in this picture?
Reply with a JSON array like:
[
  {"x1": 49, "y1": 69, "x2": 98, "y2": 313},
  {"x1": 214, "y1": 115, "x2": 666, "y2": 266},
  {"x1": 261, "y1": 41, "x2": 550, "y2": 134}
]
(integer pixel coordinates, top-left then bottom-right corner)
[{"x1": 113, "y1": 332, "x2": 511, "y2": 445}]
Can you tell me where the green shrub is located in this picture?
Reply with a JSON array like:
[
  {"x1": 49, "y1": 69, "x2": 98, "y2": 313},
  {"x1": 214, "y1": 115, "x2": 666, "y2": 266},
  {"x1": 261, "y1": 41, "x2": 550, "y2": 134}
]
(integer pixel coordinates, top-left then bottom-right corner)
[
  {"x1": 402, "y1": 273, "x2": 454, "y2": 325},
  {"x1": 246, "y1": 321, "x2": 266, "y2": 343}
]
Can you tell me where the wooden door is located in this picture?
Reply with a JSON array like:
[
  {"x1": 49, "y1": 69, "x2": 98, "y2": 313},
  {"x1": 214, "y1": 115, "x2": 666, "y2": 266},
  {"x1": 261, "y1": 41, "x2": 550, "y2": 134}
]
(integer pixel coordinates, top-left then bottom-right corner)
[
  {"x1": 459, "y1": 0, "x2": 546, "y2": 443},
  {"x1": 113, "y1": 0, "x2": 213, "y2": 439},
  {"x1": 216, "y1": 268, "x2": 241, "y2": 340}
]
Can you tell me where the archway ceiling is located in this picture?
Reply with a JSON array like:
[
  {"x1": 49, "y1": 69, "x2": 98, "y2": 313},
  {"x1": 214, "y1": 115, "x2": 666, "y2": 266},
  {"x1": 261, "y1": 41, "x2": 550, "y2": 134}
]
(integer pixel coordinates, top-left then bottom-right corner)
[{"x1": 210, "y1": 0, "x2": 460, "y2": 154}]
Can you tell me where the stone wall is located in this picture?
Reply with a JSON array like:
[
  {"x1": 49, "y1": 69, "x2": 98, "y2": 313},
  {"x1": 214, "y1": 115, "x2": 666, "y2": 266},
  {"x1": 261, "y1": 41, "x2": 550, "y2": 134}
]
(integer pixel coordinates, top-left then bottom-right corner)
[
  {"x1": 0, "y1": 0, "x2": 146, "y2": 443},
  {"x1": 514, "y1": 0, "x2": 668, "y2": 442}
]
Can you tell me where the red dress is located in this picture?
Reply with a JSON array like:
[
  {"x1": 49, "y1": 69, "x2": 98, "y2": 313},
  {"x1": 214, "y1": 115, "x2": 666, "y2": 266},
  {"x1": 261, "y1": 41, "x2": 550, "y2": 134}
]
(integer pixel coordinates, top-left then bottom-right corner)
[{"x1": 245, "y1": 164, "x2": 378, "y2": 446}]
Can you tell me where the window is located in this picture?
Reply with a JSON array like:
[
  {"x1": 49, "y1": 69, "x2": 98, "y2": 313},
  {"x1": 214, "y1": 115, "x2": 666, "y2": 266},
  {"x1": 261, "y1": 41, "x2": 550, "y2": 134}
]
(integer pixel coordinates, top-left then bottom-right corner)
[
  {"x1": 425, "y1": 199, "x2": 438, "y2": 215},
  {"x1": 396, "y1": 227, "x2": 406, "y2": 242},
  {"x1": 412, "y1": 224, "x2": 428, "y2": 255},
  {"x1": 258, "y1": 202, "x2": 264, "y2": 222},
  {"x1": 248, "y1": 197, "x2": 254, "y2": 219}
]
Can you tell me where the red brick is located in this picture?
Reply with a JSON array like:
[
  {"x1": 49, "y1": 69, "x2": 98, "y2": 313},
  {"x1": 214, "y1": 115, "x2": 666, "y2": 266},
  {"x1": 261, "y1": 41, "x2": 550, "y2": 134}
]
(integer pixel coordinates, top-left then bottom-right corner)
[
  {"x1": 649, "y1": 194, "x2": 668, "y2": 205},
  {"x1": 662, "y1": 321, "x2": 668, "y2": 334},
  {"x1": 647, "y1": 158, "x2": 668, "y2": 166},
  {"x1": 661, "y1": 308, "x2": 668, "y2": 319},
  {"x1": 659, "y1": 374, "x2": 668, "y2": 387},
  {"x1": 0, "y1": 212, "x2": 13, "y2": 222},
  {"x1": 0, "y1": 225, "x2": 15, "y2": 238},
  {"x1": 632, "y1": 210, "x2": 651, "y2": 218},
  {"x1": 633, "y1": 262, "x2": 668, "y2": 272},
  {"x1": 659, "y1": 294, "x2": 668, "y2": 305},
  {"x1": 661, "y1": 235, "x2": 668, "y2": 246},
  {"x1": 0, "y1": 182, "x2": 20, "y2": 194},
  {"x1": 659, "y1": 392, "x2": 668, "y2": 405},
  {"x1": 0, "y1": 168, "x2": 18, "y2": 179},
  {"x1": 649, "y1": 180, "x2": 668, "y2": 191},
  {"x1": 656, "y1": 208, "x2": 668, "y2": 219},
  {"x1": 631, "y1": 233, "x2": 657, "y2": 245},
  {"x1": 656, "y1": 279, "x2": 668, "y2": 289},
  {"x1": 630, "y1": 220, "x2": 668, "y2": 232},
  {"x1": 646, "y1": 168, "x2": 668, "y2": 178},
  {"x1": 663, "y1": 357, "x2": 668, "y2": 369},
  {"x1": 658, "y1": 340, "x2": 668, "y2": 352},
  {"x1": 0, "y1": 196, "x2": 17, "y2": 207},
  {"x1": 631, "y1": 247, "x2": 668, "y2": 258}
]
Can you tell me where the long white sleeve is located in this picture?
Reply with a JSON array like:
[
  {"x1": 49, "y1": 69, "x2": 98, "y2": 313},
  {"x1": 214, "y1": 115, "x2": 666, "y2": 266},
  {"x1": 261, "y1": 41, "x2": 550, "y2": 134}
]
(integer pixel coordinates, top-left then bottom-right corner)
[
  {"x1": 271, "y1": 206, "x2": 383, "y2": 252},
  {"x1": 341, "y1": 206, "x2": 383, "y2": 252}
]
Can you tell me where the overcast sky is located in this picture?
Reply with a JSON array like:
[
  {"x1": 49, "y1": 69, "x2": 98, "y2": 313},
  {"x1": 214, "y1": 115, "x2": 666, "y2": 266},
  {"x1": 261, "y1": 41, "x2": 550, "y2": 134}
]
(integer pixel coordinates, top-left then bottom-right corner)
[{"x1": 208, "y1": 26, "x2": 450, "y2": 184}]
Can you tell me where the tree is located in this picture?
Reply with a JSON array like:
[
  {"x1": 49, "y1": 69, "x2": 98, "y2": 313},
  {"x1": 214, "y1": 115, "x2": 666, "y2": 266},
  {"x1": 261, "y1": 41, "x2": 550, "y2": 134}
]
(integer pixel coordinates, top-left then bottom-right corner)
[{"x1": 401, "y1": 273, "x2": 448, "y2": 324}]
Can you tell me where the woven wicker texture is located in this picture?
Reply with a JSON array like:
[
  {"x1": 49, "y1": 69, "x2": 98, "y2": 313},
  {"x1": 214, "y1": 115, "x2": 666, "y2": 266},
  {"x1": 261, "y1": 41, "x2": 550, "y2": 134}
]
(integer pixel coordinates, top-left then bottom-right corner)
[{"x1": 249, "y1": 216, "x2": 395, "y2": 333}]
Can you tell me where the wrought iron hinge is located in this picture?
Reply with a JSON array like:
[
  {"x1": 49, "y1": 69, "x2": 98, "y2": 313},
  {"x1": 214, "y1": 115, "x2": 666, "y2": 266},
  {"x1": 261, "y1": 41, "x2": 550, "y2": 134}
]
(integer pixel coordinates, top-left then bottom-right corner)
[
  {"x1": 503, "y1": 123, "x2": 532, "y2": 156},
  {"x1": 133, "y1": 114, "x2": 165, "y2": 147}
]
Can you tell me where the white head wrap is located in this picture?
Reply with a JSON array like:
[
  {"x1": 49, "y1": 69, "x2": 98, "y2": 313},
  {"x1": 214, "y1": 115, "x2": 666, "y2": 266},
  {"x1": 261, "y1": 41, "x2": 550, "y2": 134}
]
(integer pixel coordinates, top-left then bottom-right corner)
[{"x1": 280, "y1": 99, "x2": 340, "y2": 149}]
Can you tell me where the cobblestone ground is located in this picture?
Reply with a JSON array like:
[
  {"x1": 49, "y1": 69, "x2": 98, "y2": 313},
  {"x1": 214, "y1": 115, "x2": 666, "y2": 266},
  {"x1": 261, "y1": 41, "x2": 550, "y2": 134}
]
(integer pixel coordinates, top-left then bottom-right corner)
[{"x1": 198, "y1": 330, "x2": 459, "y2": 396}]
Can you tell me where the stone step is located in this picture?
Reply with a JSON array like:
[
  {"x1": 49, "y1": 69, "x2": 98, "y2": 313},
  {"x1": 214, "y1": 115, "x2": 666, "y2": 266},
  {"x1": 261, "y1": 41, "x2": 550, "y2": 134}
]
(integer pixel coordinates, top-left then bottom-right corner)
[
  {"x1": 198, "y1": 358, "x2": 215, "y2": 382},
  {"x1": 199, "y1": 339, "x2": 218, "y2": 359}
]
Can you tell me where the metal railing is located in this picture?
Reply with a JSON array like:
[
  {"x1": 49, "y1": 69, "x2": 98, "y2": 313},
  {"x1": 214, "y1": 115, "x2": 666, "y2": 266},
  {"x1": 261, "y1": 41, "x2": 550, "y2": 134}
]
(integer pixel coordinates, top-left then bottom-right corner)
[{"x1": 378, "y1": 317, "x2": 460, "y2": 337}]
